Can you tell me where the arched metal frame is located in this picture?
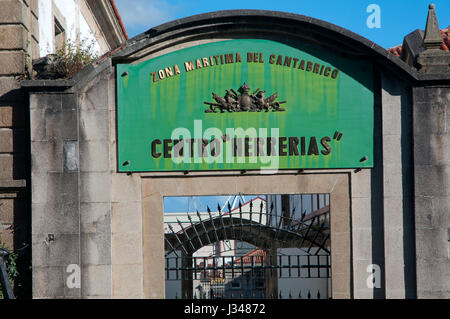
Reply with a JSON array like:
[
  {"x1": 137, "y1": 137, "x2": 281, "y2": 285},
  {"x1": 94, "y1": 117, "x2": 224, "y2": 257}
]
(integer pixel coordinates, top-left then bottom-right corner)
[
  {"x1": 164, "y1": 197, "x2": 332, "y2": 301},
  {"x1": 164, "y1": 199, "x2": 330, "y2": 257}
]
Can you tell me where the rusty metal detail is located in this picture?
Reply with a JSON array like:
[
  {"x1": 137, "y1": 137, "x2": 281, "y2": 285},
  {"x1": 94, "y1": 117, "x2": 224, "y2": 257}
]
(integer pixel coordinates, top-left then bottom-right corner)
[
  {"x1": 204, "y1": 83, "x2": 287, "y2": 113},
  {"x1": 164, "y1": 197, "x2": 330, "y2": 257}
]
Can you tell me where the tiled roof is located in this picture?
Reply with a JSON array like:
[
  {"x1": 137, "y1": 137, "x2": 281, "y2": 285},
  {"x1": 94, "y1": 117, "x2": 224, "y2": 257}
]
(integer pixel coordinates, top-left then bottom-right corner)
[
  {"x1": 442, "y1": 27, "x2": 450, "y2": 51},
  {"x1": 389, "y1": 27, "x2": 450, "y2": 56}
]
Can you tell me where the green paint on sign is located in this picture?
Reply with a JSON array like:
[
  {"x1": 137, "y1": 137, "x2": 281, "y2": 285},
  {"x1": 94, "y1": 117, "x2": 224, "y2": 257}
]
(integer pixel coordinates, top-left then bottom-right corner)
[{"x1": 117, "y1": 39, "x2": 374, "y2": 172}]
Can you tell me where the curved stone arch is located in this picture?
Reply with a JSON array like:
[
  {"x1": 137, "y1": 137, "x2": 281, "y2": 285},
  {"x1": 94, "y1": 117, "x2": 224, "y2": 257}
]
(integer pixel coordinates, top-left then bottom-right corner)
[
  {"x1": 164, "y1": 215, "x2": 330, "y2": 257},
  {"x1": 111, "y1": 10, "x2": 418, "y2": 82}
]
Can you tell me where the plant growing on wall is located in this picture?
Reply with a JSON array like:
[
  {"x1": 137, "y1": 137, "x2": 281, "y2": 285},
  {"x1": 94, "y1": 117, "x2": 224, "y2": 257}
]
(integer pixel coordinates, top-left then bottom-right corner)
[
  {"x1": 0, "y1": 241, "x2": 19, "y2": 299},
  {"x1": 55, "y1": 39, "x2": 99, "y2": 79}
]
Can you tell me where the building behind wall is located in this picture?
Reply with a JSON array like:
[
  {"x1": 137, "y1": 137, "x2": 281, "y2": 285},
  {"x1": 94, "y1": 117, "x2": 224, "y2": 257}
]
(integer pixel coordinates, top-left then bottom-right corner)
[
  {"x1": 0, "y1": 0, "x2": 127, "y2": 298},
  {"x1": 38, "y1": 0, "x2": 128, "y2": 56}
]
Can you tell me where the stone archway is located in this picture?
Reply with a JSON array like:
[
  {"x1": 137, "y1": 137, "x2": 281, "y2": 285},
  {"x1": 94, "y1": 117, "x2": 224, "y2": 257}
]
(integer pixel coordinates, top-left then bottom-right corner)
[
  {"x1": 164, "y1": 194, "x2": 331, "y2": 299},
  {"x1": 141, "y1": 173, "x2": 350, "y2": 299},
  {"x1": 27, "y1": 8, "x2": 436, "y2": 299}
]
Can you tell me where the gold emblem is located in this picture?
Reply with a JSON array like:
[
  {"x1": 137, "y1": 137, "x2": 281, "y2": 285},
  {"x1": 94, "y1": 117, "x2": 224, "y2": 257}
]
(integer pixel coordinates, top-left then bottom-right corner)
[{"x1": 204, "y1": 83, "x2": 287, "y2": 113}]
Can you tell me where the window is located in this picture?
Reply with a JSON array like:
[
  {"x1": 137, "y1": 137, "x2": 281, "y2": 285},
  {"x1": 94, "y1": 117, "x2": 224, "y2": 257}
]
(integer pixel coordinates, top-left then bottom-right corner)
[
  {"x1": 52, "y1": 3, "x2": 67, "y2": 52},
  {"x1": 231, "y1": 282, "x2": 241, "y2": 290},
  {"x1": 54, "y1": 18, "x2": 65, "y2": 51}
]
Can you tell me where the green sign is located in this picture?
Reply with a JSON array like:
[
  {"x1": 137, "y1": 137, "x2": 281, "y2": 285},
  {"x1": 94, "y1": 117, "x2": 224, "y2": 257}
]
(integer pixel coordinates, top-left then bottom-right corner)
[{"x1": 117, "y1": 39, "x2": 374, "y2": 172}]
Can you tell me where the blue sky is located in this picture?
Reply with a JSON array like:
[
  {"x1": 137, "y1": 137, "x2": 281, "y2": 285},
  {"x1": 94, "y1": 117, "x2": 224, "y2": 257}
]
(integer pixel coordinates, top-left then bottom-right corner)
[
  {"x1": 115, "y1": 0, "x2": 449, "y2": 49},
  {"x1": 163, "y1": 195, "x2": 263, "y2": 213}
]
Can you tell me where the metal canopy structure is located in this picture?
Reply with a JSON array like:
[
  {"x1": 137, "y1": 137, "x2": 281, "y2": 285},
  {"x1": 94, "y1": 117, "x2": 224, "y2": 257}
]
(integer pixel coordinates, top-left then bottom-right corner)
[
  {"x1": 164, "y1": 196, "x2": 331, "y2": 258},
  {"x1": 164, "y1": 194, "x2": 332, "y2": 299}
]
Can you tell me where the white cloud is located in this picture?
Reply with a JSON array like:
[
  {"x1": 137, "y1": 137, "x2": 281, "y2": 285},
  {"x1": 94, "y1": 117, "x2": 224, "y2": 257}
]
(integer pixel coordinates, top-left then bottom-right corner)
[{"x1": 115, "y1": 0, "x2": 182, "y2": 29}]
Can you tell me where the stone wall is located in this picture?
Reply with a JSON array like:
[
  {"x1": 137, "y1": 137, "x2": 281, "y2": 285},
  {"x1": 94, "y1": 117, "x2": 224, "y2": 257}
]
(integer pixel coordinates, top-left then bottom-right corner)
[
  {"x1": 22, "y1": 9, "x2": 450, "y2": 300},
  {"x1": 30, "y1": 92, "x2": 81, "y2": 298},
  {"x1": 413, "y1": 85, "x2": 450, "y2": 298},
  {"x1": 78, "y1": 66, "x2": 114, "y2": 299},
  {"x1": 381, "y1": 71, "x2": 416, "y2": 299},
  {"x1": 0, "y1": 0, "x2": 39, "y2": 298}
]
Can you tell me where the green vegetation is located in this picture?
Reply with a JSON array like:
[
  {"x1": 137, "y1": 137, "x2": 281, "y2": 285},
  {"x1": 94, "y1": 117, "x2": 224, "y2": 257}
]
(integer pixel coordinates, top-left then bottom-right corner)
[
  {"x1": 55, "y1": 39, "x2": 99, "y2": 79},
  {"x1": 0, "y1": 241, "x2": 18, "y2": 299}
]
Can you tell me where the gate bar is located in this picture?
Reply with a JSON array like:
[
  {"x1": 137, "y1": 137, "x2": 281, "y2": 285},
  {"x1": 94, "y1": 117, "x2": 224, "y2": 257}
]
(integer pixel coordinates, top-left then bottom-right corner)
[
  {"x1": 207, "y1": 207, "x2": 220, "y2": 243},
  {"x1": 217, "y1": 205, "x2": 228, "y2": 241},
  {"x1": 187, "y1": 214, "x2": 203, "y2": 248},
  {"x1": 168, "y1": 224, "x2": 188, "y2": 255},
  {"x1": 177, "y1": 219, "x2": 196, "y2": 251},
  {"x1": 196, "y1": 211, "x2": 212, "y2": 246}
]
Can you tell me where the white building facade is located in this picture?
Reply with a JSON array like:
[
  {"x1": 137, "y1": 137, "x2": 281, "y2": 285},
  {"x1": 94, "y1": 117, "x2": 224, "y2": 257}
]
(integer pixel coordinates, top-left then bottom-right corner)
[{"x1": 37, "y1": 0, "x2": 127, "y2": 57}]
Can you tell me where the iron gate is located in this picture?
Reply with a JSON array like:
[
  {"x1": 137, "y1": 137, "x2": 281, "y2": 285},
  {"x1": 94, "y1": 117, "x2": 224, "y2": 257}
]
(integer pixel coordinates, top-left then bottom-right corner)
[{"x1": 164, "y1": 194, "x2": 331, "y2": 299}]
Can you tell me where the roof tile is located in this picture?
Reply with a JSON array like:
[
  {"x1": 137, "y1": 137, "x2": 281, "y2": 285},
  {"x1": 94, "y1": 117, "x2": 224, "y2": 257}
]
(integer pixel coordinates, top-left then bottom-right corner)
[{"x1": 389, "y1": 27, "x2": 450, "y2": 55}]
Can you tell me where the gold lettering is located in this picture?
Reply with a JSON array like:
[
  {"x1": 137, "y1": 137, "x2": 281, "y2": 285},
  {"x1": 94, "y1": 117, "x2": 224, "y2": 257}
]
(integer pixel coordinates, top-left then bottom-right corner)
[
  {"x1": 158, "y1": 70, "x2": 166, "y2": 79},
  {"x1": 225, "y1": 54, "x2": 234, "y2": 64},
  {"x1": 313, "y1": 63, "x2": 320, "y2": 73},
  {"x1": 276, "y1": 55, "x2": 283, "y2": 65},
  {"x1": 306, "y1": 61, "x2": 313, "y2": 72},
  {"x1": 259, "y1": 53, "x2": 264, "y2": 63},
  {"x1": 293, "y1": 58, "x2": 299, "y2": 68},
  {"x1": 151, "y1": 72, "x2": 159, "y2": 83},
  {"x1": 202, "y1": 57, "x2": 210, "y2": 67},
  {"x1": 196, "y1": 59, "x2": 203, "y2": 69},
  {"x1": 331, "y1": 69, "x2": 339, "y2": 79},
  {"x1": 284, "y1": 56, "x2": 292, "y2": 67},
  {"x1": 174, "y1": 64, "x2": 181, "y2": 75},
  {"x1": 165, "y1": 67, "x2": 174, "y2": 77},
  {"x1": 299, "y1": 60, "x2": 305, "y2": 70},
  {"x1": 269, "y1": 54, "x2": 276, "y2": 64},
  {"x1": 324, "y1": 67, "x2": 331, "y2": 77},
  {"x1": 236, "y1": 52, "x2": 242, "y2": 63},
  {"x1": 184, "y1": 61, "x2": 195, "y2": 72}
]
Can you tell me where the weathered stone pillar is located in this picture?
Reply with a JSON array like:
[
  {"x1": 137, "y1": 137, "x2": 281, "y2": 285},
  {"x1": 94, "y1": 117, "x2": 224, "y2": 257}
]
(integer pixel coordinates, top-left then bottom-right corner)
[
  {"x1": 0, "y1": 0, "x2": 39, "y2": 297},
  {"x1": 381, "y1": 72, "x2": 415, "y2": 299},
  {"x1": 30, "y1": 92, "x2": 81, "y2": 298},
  {"x1": 413, "y1": 83, "x2": 450, "y2": 298},
  {"x1": 413, "y1": 4, "x2": 450, "y2": 299}
]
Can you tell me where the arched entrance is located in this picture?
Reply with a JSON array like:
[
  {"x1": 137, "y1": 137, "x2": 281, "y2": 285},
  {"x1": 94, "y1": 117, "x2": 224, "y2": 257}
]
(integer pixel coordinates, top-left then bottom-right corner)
[
  {"x1": 164, "y1": 194, "x2": 331, "y2": 299},
  {"x1": 25, "y1": 5, "x2": 450, "y2": 299},
  {"x1": 141, "y1": 173, "x2": 350, "y2": 299}
]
